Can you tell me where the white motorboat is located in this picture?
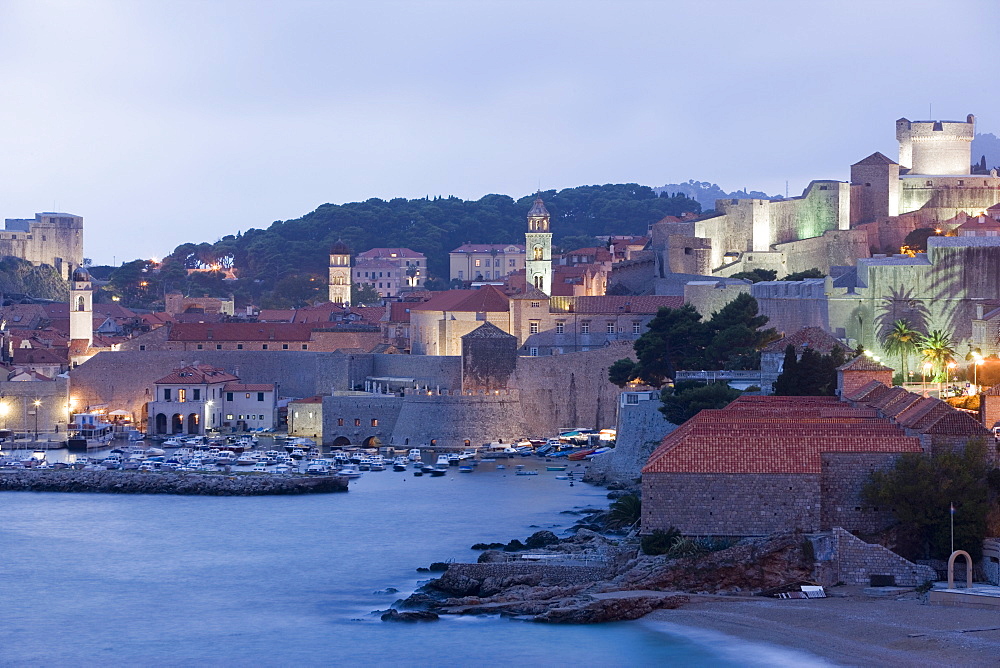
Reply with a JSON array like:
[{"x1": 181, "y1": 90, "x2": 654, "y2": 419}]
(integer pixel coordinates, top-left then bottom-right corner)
[
  {"x1": 337, "y1": 464, "x2": 363, "y2": 478},
  {"x1": 407, "y1": 448, "x2": 421, "y2": 462},
  {"x1": 435, "y1": 455, "x2": 450, "y2": 467}
]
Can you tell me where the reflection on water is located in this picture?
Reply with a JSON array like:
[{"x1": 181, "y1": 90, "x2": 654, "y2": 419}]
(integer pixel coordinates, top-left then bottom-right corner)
[{"x1": 0, "y1": 464, "x2": 802, "y2": 666}]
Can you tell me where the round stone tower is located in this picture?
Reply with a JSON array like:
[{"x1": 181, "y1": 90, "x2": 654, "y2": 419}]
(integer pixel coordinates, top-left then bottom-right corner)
[{"x1": 896, "y1": 114, "x2": 975, "y2": 176}]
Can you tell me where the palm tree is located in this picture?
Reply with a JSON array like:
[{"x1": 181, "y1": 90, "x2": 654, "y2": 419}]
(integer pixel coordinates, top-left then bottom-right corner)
[
  {"x1": 883, "y1": 319, "x2": 920, "y2": 383},
  {"x1": 918, "y1": 329, "x2": 957, "y2": 382}
]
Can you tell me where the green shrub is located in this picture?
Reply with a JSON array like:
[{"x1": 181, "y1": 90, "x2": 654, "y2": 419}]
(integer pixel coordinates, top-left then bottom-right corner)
[{"x1": 640, "y1": 528, "x2": 681, "y2": 555}]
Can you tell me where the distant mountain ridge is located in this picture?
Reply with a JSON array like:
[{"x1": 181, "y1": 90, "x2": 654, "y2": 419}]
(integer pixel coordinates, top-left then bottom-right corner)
[{"x1": 653, "y1": 180, "x2": 779, "y2": 210}]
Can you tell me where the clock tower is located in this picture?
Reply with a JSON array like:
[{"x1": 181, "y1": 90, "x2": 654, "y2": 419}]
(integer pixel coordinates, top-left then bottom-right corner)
[{"x1": 524, "y1": 195, "x2": 552, "y2": 295}]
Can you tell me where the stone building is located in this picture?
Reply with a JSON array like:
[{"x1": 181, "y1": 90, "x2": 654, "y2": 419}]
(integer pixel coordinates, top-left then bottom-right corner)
[
  {"x1": 449, "y1": 243, "x2": 525, "y2": 283},
  {"x1": 120, "y1": 321, "x2": 382, "y2": 353},
  {"x1": 461, "y1": 322, "x2": 517, "y2": 392},
  {"x1": 354, "y1": 247, "x2": 426, "y2": 296},
  {"x1": 164, "y1": 292, "x2": 235, "y2": 317},
  {"x1": 0, "y1": 212, "x2": 84, "y2": 279},
  {"x1": 328, "y1": 240, "x2": 352, "y2": 305}
]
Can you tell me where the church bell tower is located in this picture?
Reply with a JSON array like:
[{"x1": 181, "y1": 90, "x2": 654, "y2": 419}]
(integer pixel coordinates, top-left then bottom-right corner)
[
  {"x1": 69, "y1": 267, "x2": 93, "y2": 348},
  {"x1": 328, "y1": 240, "x2": 352, "y2": 305},
  {"x1": 524, "y1": 195, "x2": 552, "y2": 295}
]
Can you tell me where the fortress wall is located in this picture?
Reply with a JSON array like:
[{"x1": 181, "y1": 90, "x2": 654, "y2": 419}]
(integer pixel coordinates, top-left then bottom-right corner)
[
  {"x1": 767, "y1": 182, "x2": 850, "y2": 247},
  {"x1": 0, "y1": 377, "x2": 69, "y2": 433},
  {"x1": 69, "y1": 351, "x2": 353, "y2": 419},
  {"x1": 899, "y1": 176, "x2": 1000, "y2": 219},
  {"x1": 773, "y1": 229, "x2": 870, "y2": 275},
  {"x1": 322, "y1": 394, "x2": 403, "y2": 447},
  {"x1": 372, "y1": 353, "x2": 460, "y2": 389},
  {"x1": 511, "y1": 343, "x2": 628, "y2": 437},
  {"x1": 684, "y1": 281, "x2": 750, "y2": 318},
  {"x1": 698, "y1": 206, "x2": 755, "y2": 268},
  {"x1": 389, "y1": 392, "x2": 523, "y2": 447},
  {"x1": 585, "y1": 395, "x2": 676, "y2": 486},
  {"x1": 752, "y1": 280, "x2": 832, "y2": 335},
  {"x1": 608, "y1": 255, "x2": 655, "y2": 294}
]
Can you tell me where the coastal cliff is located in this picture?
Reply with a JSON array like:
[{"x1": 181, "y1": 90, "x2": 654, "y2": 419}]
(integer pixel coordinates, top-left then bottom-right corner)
[{"x1": 0, "y1": 470, "x2": 349, "y2": 495}]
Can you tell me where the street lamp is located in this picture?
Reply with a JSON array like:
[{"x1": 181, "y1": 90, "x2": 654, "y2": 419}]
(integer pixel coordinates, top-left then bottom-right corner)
[
  {"x1": 947, "y1": 362, "x2": 958, "y2": 395},
  {"x1": 973, "y1": 354, "x2": 985, "y2": 392},
  {"x1": 205, "y1": 400, "x2": 214, "y2": 435},
  {"x1": 0, "y1": 401, "x2": 8, "y2": 430},
  {"x1": 922, "y1": 362, "x2": 933, "y2": 396}
]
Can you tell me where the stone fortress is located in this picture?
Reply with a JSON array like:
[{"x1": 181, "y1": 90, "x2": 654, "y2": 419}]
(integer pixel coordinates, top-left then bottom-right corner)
[
  {"x1": 0, "y1": 212, "x2": 84, "y2": 280},
  {"x1": 627, "y1": 114, "x2": 1000, "y2": 295}
]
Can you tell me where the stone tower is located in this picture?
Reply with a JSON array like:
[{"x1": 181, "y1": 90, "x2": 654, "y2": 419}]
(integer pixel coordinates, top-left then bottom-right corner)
[
  {"x1": 69, "y1": 267, "x2": 93, "y2": 348},
  {"x1": 328, "y1": 240, "x2": 352, "y2": 305},
  {"x1": 461, "y1": 322, "x2": 518, "y2": 392},
  {"x1": 524, "y1": 195, "x2": 552, "y2": 295},
  {"x1": 896, "y1": 114, "x2": 975, "y2": 175}
]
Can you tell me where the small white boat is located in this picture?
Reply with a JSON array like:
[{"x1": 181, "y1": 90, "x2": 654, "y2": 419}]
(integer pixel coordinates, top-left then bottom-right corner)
[
  {"x1": 146, "y1": 447, "x2": 166, "y2": 456},
  {"x1": 407, "y1": 448, "x2": 422, "y2": 462},
  {"x1": 337, "y1": 464, "x2": 363, "y2": 478},
  {"x1": 435, "y1": 455, "x2": 450, "y2": 467},
  {"x1": 274, "y1": 464, "x2": 291, "y2": 474}
]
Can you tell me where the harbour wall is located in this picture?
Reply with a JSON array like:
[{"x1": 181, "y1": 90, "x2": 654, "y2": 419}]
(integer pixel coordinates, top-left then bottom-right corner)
[{"x1": 0, "y1": 469, "x2": 348, "y2": 495}]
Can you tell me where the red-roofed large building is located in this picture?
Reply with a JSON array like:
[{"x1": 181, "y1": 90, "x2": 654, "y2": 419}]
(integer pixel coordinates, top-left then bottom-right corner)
[
  {"x1": 147, "y1": 364, "x2": 276, "y2": 435},
  {"x1": 120, "y1": 321, "x2": 383, "y2": 353},
  {"x1": 354, "y1": 247, "x2": 426, "y2": 296}
]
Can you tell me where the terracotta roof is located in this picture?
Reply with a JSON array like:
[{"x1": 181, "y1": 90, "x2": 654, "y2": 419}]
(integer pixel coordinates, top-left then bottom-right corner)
[
  {"x1": 450, "y1": 243, "x2": 525, "y2": 253},
  {"x1": 843, "y1": 380, "x2": 891, "y2": 403},
  {"x1": 462, "y1": 322, "x2": 515, "y2": 340},
  {"x1": 354, "y1": 259, "x2": 400, "y2": 271},
  {"x1": 12, "y1": 348, "x2": 67, "y2": 365},
  {"x1": 257, "y1": 309, "x2": 296, "y2": 322},
  {"x1": 356, "y1": 247, "x2": 425, "y2": 259},
  {"x1": 168, "y1": 323, "x2": 316, "y2": 342},
  {"x1": 412, "y1": 285, "x2": 510, "y2": 313},
  {"x1": 348, "y1": 306, "x2": 386, "y2": 325},
  {"x1": 68, "y1": 339, "x2": 91, "y2": 356},
  {"x1": 643, "y1": 396, "x2": 922, "y2": 475},
  {"x1": 510, "y1": 286, "x2": 549, "y2": 301},
  {"x1": 837, "y1": 355, "x2": 893, "y2": 372},
  {"x1": 223, "y1": 383, "x2": 274, "y2": 392},
  {"x1": 155, "y1": 364, "x2": 239, "y2": 385},
  {"x1": 290, "y1": 395, "x2": 324, "y2": 404},
  {"x1": 563, "y1": 247, "x2": 613, "y2": 262},
  {"x1": 763, "y1": 327, "x2": 848, "y2": 354},
  {"x1": 384, "y1": 302, "x2": 412, "y2": 322},
  {"x1": 43, "y1": 302, "x2": 137, "y2": 319},
  {"x1": 571, "y1": 296, "x2": 684, "y2": 314},
  {"x1": 957, "y1": 215, "x2": 1000, "y2": 231}
]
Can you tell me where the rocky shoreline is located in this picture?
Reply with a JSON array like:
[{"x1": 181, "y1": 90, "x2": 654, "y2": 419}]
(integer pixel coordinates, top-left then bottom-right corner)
[{"x1": 0, "y1": 469, "x2": 349, "y2": 495}]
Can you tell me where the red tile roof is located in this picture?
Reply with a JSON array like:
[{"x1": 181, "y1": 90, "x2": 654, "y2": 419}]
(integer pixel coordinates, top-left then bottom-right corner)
[
  {"x1": 289, "y1": 395, "x2": 324, "y2": 404},
  {"x1": 258, "y1": 309, "x2": 296, "y2": 322},
  {"x1": 168, "y1": 322, "x2": 316, "y2": 342},
  {"x1": 844, "y1": 380, "x2": 892, "y2": 403},
  {"x1": 223, "y1": 383, "x2": 275, "y2": 392},
  {"x1": 412, "y1": 285, "x2": 510, "y2": 313},
  {"x1": 838, "y1": 355, "x2": 893, "y2": 372},
  {"x1": 12, "y1": 348, "x2": 67, "y2": 365},
  {"x1": 154, "y1": 365, "x2": 239, "y2": 385},
  {"x1": 450, "y1": 243, "x2": 525, "y2": 253},
  {"x1": 356, "y1": 247, "x2": 425, "y2": 259},
  {"x1": 763, "y1": 326, "x2": 848, "y2": 354},
  {"x1": 643, "y1": 395, "x2": 922, "y2": 475}
]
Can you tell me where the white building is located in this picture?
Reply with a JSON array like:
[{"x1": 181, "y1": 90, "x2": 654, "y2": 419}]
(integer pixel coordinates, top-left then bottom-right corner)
[{"x1": 146, "y1": 365, "x2": 276, "y2": 435}]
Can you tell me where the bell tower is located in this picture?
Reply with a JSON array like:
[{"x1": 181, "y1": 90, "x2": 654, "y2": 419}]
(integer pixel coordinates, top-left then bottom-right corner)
[
  {"x1": 69, "y1": 267, "x2": 93, "y2": 348},
  {"x1": 524, "y1": 195, "x2": 552, "y2": 295},
  {"x1": 328, "y1": 240, "x2": 352, "y2": 305}
]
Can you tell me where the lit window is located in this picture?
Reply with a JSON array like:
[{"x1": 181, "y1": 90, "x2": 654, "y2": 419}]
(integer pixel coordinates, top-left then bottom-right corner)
[
  {"x1": 354, "y1": 418, "x2": 361, "y2": 426},
  {"x1": 246, "y1": 393, "x2": 251, "y2": 399},
  {"x1": 226, "y1": 414, "x2": 234, "y2": 420},
  {"x1": 475, "y1": 259, "x2": 481, "y2": 267},
  {"x1": 371, "y1": 419, "x2": 378, "y2": 427},
  {"x1": 178, "y1": 389, "x2": 187, "y2": 403},
  {"x1": 338, "y1": 418, "x2": 344, "y2": 426}
]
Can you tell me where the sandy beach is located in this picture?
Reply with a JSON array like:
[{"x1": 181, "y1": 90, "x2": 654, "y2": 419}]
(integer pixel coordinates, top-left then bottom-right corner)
[{"x1": 646, "y1": 587, "x2": 1000, "y2": 667}]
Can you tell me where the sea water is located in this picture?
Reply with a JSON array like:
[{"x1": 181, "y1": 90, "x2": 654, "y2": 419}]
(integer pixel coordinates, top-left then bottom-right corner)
[{"x1": 0, "y1": 462, "x2": 820, "y2": 666}]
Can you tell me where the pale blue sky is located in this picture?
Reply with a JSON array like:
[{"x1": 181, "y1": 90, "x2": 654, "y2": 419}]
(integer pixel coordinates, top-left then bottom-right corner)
[{"x1": 1, "y1": 0, "x2": 997, "y2": 264}]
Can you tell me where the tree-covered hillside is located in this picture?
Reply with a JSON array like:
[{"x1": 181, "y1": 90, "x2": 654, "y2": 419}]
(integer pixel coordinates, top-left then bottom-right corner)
[
  {"x1": 0, "y1": 256, "x2": 69, "y2": 301},
  {"x1": 108, "y1": 184, "x2": 699, "y2": 309}
]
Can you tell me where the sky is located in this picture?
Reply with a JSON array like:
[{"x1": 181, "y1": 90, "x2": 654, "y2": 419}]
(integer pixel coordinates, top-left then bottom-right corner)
[{"x1": 1, "y1": 0, "x2": 998, "y2": 265}]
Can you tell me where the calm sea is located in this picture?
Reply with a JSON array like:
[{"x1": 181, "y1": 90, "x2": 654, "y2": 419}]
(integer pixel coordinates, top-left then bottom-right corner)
[{"x1": 0, "y1": 459, "x2": 824, "y2": 666}]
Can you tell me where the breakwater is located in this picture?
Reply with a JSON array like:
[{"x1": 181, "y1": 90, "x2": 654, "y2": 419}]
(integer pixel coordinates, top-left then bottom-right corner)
[{"x1": 0, "y1": 470, "x2": 348, "y2": 495}]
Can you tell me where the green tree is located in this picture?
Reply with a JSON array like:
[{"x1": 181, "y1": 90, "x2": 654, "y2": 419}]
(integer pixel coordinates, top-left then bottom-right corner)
[
  {"x1": 660, "y1": 380, "x2": 742, "y2": 424},
  {"x1": 918, "y1": 329, "x2": 957, "y2": 382},
  {"x1": 863, "y1": 440, "x2": 992, "y2": 560},
  {"x1": 772, "y1": 344, "x2": 801, "y2": 395},
  {"x1": 781, "y1": 268, "x2": 824, "y2": 281},
  {"x1": 633, "y1": 304, "x2": 710, "y2": 385},
  {"x1": 883, "y1": 319, "x2": 921, "y2": 382},
  {"x1": 703, "y1": 293, "x2": 778, "y2": 369},
  {"x1": 351, "y1": 282, "x2": 383, "y2": 306},
  {"x1": 730, "y1": 268, "x2": 777, "y2": 283},
  {"x1": 608, "y1": 358, "x2": 639, "y2": 388},
  {"x1": 606, "y1": 494, "x2": 642, "y2": 529},
  {"x1": 773, "y1": 345, "x2": 846, "y2": 396}
]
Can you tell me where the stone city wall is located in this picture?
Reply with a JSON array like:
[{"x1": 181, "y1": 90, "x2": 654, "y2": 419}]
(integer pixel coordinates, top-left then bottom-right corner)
[
  {"x1": 811, "y1": 527, "x2": 936, "y2": 586},
  {"x1": 819, "y1": 452, "x2": 903, "y2": 535},
  {"x1": 390, "y1": 392, "x2": 523, "y2": 448},
  {"x1": 322, "y1": 393, "x2": 403, "y2": 447},
  {"x1": 586, "y1": 394, "x2": 676, "y2": 486},
  {"x1": 642, "y1": 473, "x2": 821, "y2": 536},
  {"x1": 0, "y1": 377, "x2": 69, "y2": 433}
]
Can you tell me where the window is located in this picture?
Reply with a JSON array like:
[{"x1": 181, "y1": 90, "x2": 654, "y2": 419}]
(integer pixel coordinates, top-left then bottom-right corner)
[
  {"x1": 282, "y1": 344, "x2": 289, "y2": 350},
  {"x1": 607, "y1": 322, "x2": 616, "y2": 334},
  {"x1": 236, "y1": 344, "x2": 243, "y2": 350},
  {"x1": 178, "y1": 389, "x2": 187, "y2": 402},
  {"x1": 163, "y1": 388, "x2": 171, "y2": 401},
  {"x1": 258, "y1": 415, "x2": 264, "y2": 421},
  {"x1": 354, "y1": 418, "x2": 361, "y2": 426},
  {"x1": 139, "y1": 345, "x2": 146, "y2": 351},
  {"x1": 529, "y1": 321, "x2": 539, "y2": 334},
  {"x1": 632, "y1": 322, "x2": 641, "y2": 334},
  {"x1": 626, "y1": 394, "x2": 640, "y2": 405},
  {"x1": 458, "y1": 271, "x2": 463, "y2": 280},
  {"x1": 475, "y1": 259, "x2": 481, "y2": 267},
  {"x1": 338, "y1": 418, "x2": 344, "y2": 426},
  {"x1": 226, "y1": 414, "x2": 234, "y2": 420},
  {"x1": 530, "y1": 301, "x2": 540, "y2": 308},
  {"x1": 529, "y1": 347, "x2": 538, "y2": 356},
  {"x1": 193, "y1": 389, "x2": 201, "y2": 401},
  {"x1": 226, "y1": 392, "x2": 234, "y2": 402},
  {"x1": 262, "y1": 344, "x2": 268, "y2": 350},
  {"x1": 245, "y1": 393, "x2": 251, "y2": 399},
  {"x1": 556, "y1": 322, "x2": 564, "y2": 334},
  {"x1": 257, "y1": 392, "x2": 264, "y2": 401},
  {"x1": 196, "y1": 344, "x2": 203, "y2": 350},
  {"x1": 302, "y1": 344, "x2": 308, "y2": 350},
  {"x1": 509, "y1": 259, "x2": 515, "y2": 267},
  {"x1": 581, "y1": 322, "x2": 590, "y2": 334},
  {"x1": 495, "y1": 259, "x2": 501, "y2": 267},
  {"x1": 371, "y1": 418, "x2": 378, "y2": 427}
]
